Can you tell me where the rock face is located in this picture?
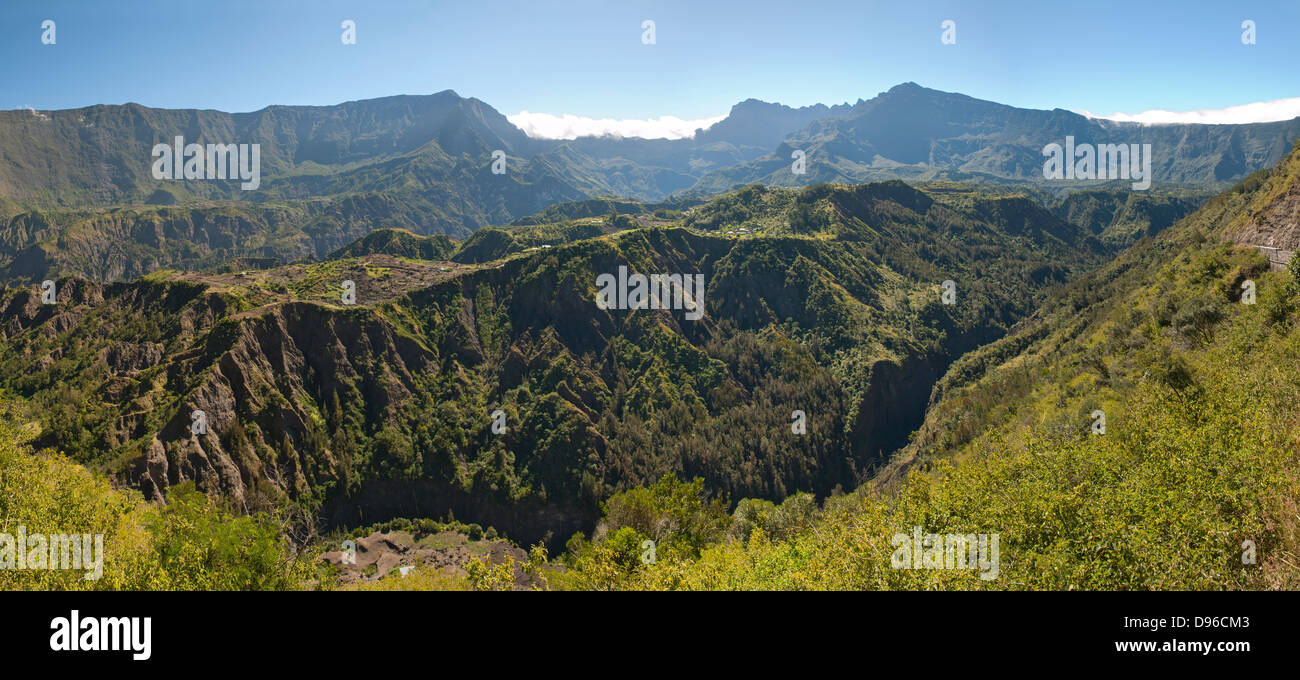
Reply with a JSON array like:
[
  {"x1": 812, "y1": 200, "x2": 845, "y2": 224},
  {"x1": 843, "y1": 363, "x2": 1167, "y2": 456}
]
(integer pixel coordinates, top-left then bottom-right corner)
[
  {"x1": 1224, "y1": 148, "x2": 1300, "y2": 271},
  {"x1": 130, "y1": 301, "x2": 436, "y2": 509},
  {"x1": 1231, "y1": 176, "x2": 1300, "y2": 253},
  {"x1": 102, "y1": 342, "x2": 165, "y2": 372}
]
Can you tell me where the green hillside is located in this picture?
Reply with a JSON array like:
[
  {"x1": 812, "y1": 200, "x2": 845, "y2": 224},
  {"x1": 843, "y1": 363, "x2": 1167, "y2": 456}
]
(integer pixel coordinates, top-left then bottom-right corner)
[
  {"x1": 3, "y1": 142, "x2": 1295, "y2": 591},
  {"x1": 0, "y1": 180, "x2": 1102, "y2": 550}
]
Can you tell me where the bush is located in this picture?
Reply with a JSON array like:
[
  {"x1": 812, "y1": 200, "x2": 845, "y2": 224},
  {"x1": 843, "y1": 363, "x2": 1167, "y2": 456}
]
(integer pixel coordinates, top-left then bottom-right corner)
[
  {"x1": 729, "y1": 492, "x2": 817, "y2": 541},
  {"x1": 1260, "y1": 270, "x2": 1299, "y2": 326},
  {"x1": 599, "y1": 475, "x2": 729, "y2": 557},
  {"x1": 147, "y1": 483, "x2": 310, "y2": 590}
]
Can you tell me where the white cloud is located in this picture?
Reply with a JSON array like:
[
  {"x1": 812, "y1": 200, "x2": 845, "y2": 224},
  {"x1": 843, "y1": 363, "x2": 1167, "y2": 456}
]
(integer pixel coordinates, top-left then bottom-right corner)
[
  {"x1": 1079, "y1": 97, "x2": 1300, "y2": 125},
  {"x1": 507, "y1": 111, "x2": 726, "y2": 140}
]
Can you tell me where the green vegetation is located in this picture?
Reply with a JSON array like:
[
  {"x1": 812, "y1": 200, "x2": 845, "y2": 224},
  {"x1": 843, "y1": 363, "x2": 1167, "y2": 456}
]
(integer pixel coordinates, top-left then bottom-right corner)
[
  {"x1": 510, "y1": 197, "x2": 686, "y2": 225},
  {"x1": 4, "y1": 136, "x2": 1299, "y2": 590},
  {"x1": 328, "y1": 228, "x2": 457, "y2": 261},
  {"x1": 543, "y1": 142, "x2": 1300, "y2": 589},
  {"x1": 1049, "y1": 188, "x2": 1208, "y2": 249},
  {"x1": 553, "y1": 264, "x2": 1300, "y2": 588},
  {"x1": 0, "y1": 399, "x2": 310, "y2": 590},
  {"x1": 0, "y1": 178, "x2": 1103, "y2": 552}
]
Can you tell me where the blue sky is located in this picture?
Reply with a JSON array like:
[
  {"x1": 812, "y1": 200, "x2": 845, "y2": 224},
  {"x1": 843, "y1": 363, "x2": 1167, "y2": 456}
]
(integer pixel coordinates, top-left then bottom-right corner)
[{"x1": 4, "y1": 0, "x2": 1299, "y2": 124}]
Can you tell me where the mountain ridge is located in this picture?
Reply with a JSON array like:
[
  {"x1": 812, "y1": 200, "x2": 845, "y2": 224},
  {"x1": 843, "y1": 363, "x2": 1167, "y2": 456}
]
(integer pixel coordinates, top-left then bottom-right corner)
[
  {"x1": 6, "y1": 83, "x2": 1296, "y2": 211},
  {"x1": 0, "y1": 84, "x2": 1283, "y2": 287}
]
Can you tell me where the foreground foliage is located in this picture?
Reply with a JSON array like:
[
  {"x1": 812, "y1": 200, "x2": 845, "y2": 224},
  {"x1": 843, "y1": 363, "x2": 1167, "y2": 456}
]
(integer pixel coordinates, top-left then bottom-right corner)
[{"x1": 0, "y1": 402, "x2": 309, "y2": 590}]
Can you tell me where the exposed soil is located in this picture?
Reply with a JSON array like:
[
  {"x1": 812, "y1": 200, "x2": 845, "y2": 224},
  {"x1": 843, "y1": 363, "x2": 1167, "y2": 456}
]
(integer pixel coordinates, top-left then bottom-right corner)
[{"x1": 318, "y1": 530, "x2": 529, "y2": 587}]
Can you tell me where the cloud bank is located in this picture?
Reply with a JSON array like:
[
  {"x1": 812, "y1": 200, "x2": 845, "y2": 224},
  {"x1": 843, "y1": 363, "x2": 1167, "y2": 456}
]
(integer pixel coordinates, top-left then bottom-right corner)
[
  {"x1": 1080, "y1": 97, "x2": 1300, "y2": 125},
  {"x1": 507, "y1": 111, "x2": 726, "y2": 140}
]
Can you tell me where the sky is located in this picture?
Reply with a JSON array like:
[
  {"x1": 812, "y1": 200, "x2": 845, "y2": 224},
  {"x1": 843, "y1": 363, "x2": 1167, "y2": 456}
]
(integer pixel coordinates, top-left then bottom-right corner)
[{"x1": 4, "y1": 0, "x2": 1299, "y2": 138}]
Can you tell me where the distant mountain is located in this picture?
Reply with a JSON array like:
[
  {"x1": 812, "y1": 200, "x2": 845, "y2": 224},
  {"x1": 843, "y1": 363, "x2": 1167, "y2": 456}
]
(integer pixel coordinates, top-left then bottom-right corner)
[
  {"x1": 1, "y1": 83, "x2": 1295, "y2": 284},
  {"x1": 0, "y1": 90, "x2": 854, "y2": 212},
  {"x1": 6, "y1": 84, "x2": 1295, "y2": 214},
  {"x1": 693, "y1": 98, "x2": 861, "y2": 151},
  {"x1": 691, "y1": 83, "x2": 1300, "y2": 194},
  {"x1": 0, "y1": 92, "x2": 526, "y2": 205}
]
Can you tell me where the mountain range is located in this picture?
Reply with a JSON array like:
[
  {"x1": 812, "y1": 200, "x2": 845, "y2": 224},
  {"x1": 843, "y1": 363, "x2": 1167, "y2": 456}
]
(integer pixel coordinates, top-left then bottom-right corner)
[{"x1": 2, "y1": 84, "x2": 1298, "y2": 287}]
